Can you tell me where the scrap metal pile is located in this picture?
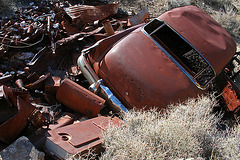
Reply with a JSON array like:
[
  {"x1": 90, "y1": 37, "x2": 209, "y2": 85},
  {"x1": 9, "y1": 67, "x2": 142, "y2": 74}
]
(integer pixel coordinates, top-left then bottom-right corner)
[
  {"x1": 0, "y1": 0, "x2": 240, "y2": 159},
  {"x1": 0, "y1": 0, "x2": 147, "y2": 159}
]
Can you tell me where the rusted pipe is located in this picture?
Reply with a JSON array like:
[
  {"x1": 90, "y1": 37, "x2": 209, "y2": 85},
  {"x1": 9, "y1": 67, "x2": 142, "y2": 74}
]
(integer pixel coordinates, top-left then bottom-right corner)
[
  {"x1": 102, "y1": 20, "x2": 114, "y2": 36},
  {"x1": 45, "y1": 76, "x2": 61, "y2": 94},
  {"x1": 15, "y1": 79, "x2": 27, "y2": 91},
  {"x1": 77, "y1": 51, "x2": 128, "y2": 113},
  {"x1": 56, "y1": 79, "x2": 105, "y2": 118}
]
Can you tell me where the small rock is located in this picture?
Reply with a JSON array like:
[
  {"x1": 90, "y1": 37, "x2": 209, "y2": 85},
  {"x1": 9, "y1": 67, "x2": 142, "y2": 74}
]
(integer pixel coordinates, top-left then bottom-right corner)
[{"x1": 0, "y1": 136, "x2": 45, "y2": 160}]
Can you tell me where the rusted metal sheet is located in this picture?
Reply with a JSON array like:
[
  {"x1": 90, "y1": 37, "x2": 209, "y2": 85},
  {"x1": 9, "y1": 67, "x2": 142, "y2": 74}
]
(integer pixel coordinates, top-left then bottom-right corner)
[
  {"x1": 0, "y1": 86, "x2": 16, "y2": 122},
  {"x1": 102, "y1": 19, "x2": 115, "y2": 36},
  {"x1": 222, "y1": 81, "x2": 240, "y2": 112},
  {"x1": 0, "y1": 85, "x2": 46, "y2": 144},
  {"x1": 0, "y1": 75, "x2": 13, "y2": 85},
  {"x1": 48, "y1": 113, "x2": 76, "y2": 131},
  {"x1": 11, "y1": 89, "x2": 30, "y2": 104},
  {"x1": 64, "y1": 4, "x2": 119, "y2": 24},
  {"x1": 44, "y1": 76, "x2": 61, "y2": 94},
  {"x1": 0, "y1": 86, "x2": 35, "y2": 144},
  {"x1": 56, "y1": 79, "x2": 105, "y2": 118},
  {"x1": 45, "y1": 116, "x2": 123, "y2": 159},
  {"x1": 159, "y1": 5, "x2": 236, "y2": 74}
]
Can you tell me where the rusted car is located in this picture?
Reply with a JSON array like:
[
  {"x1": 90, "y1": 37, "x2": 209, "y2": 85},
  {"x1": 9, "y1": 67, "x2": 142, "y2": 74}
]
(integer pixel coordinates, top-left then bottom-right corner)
[{"x1": 77, "y1": 5, "x2": 236, "y2": 112}]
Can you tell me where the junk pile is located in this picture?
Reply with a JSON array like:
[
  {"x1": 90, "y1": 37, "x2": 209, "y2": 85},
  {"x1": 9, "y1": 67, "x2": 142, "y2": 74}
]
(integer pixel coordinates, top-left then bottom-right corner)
[
  {"x1": 0, "y1": 0, "x2": 149, "y2": 159},
  {"x1": 1, "y1": 0, "x2": 240, "y2": 159}
]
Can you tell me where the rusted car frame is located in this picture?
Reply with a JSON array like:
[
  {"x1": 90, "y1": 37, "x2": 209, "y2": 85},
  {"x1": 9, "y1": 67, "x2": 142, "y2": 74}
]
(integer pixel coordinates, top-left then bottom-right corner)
[{"x1": 77, "y1": 5, "x2": 236, "y2": 111}]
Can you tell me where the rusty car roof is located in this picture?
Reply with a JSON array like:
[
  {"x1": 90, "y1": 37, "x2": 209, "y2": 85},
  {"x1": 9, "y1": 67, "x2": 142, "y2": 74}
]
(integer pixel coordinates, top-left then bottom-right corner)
[{"x1": 158, "y1": 5, "x2": 236, "y2": 74}]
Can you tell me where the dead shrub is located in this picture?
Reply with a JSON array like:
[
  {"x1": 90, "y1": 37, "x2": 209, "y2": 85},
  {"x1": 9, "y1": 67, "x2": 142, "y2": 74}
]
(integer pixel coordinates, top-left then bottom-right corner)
[
  {"x1": 211, "y1": 6, "x2": 240, "y2": 44},
  {"x1": 168, "y1": 0, "x2": 193, "y2": 8},
  {"x1": 215, "y1": 125, "x2": 240, "y2": 159},
  {"x1": 101, "y1": 95, "x2": 221, "y2": 159}
]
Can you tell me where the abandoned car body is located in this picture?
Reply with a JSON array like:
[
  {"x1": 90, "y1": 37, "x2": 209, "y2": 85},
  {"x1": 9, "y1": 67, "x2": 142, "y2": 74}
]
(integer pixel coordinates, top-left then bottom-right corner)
[
  {"x1": 78, "y1": 5, "x2": 236, "y2": 111},
  {"x1": 0, "y1": 4, "x2": 239, "y2": 159}
]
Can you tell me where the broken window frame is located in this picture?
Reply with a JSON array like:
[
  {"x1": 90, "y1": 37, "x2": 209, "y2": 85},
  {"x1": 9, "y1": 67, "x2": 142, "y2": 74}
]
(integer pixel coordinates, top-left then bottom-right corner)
[{"x1": 141, "y1": 19, "x2": 216, "y2": 90}]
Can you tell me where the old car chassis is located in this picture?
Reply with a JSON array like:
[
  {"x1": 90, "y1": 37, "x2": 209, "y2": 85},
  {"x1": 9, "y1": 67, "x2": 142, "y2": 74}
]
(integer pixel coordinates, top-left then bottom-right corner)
[{"x1": 78, "y1": 5, "x2": 236, "y2": 112}]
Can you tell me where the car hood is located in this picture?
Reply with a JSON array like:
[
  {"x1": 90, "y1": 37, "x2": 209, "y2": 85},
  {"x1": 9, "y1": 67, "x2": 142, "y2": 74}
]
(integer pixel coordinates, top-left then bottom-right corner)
[{"x1": 97, "y1": 28, "x2": 203, "y2": 109}]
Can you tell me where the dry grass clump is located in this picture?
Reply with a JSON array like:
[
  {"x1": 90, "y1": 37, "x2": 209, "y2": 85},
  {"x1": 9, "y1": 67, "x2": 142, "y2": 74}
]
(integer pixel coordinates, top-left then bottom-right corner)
[
  {"x1": 214, "y1": 125, "x2": 240, "y2": 159},
  {"x1": 202, "y1": 0, "x2": 232, "y2": 7},
  {"x1": 167, "y1": 0, "x2": 232, "y2": 8},
  {"x1": 101, "y1": 96, "x2": 221, "y2": 159},
  {"x1": 210, "y1": 6, "x2": 240, "y2": 45},
  {"x1": 167, "y1": 0, "x2": 192, "y2": 8}
]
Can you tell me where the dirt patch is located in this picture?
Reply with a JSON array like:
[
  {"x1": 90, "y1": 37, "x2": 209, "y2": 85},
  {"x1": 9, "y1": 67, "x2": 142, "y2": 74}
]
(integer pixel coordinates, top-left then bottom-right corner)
[{"x1": 0, "y1": 0, "x2": 31, "y2": 17}]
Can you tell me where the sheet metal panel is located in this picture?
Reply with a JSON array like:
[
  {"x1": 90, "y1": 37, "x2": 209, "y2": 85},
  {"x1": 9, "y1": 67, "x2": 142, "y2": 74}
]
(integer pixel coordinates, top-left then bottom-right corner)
[{"x1": 64, "y1": 4, "x2": 118, "y2": 24}]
